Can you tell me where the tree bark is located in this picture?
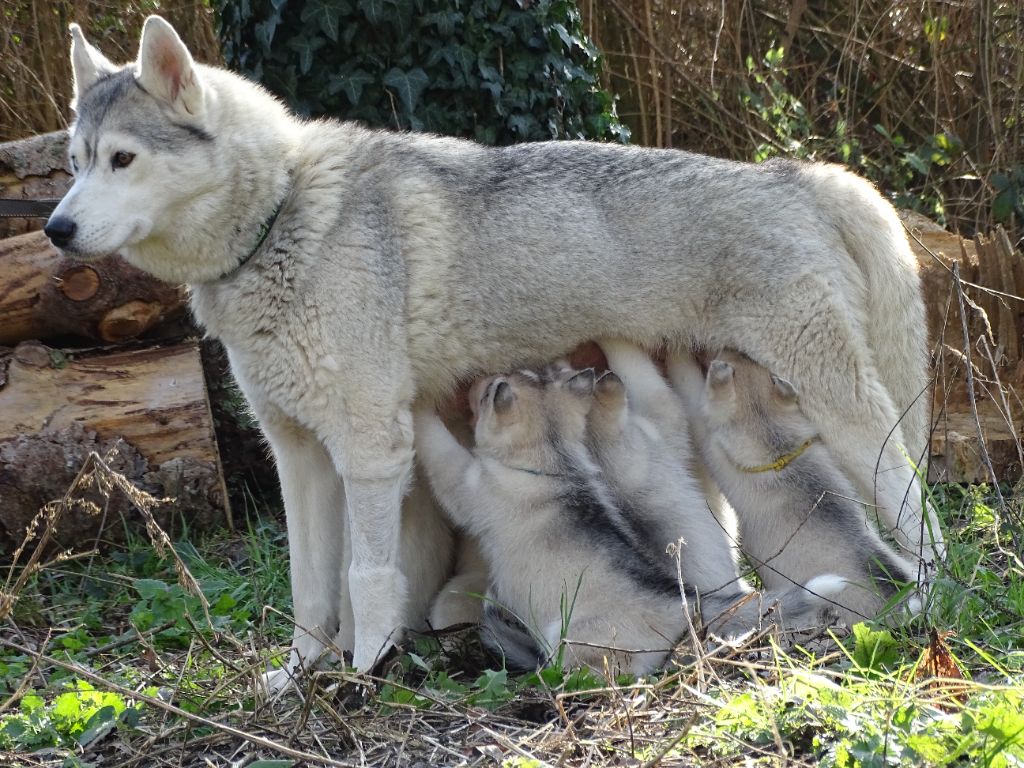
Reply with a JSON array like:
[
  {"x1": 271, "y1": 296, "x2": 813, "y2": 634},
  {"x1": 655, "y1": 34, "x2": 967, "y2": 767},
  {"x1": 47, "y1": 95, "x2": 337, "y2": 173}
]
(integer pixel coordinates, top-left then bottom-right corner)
[{"x1": 903, "y1": 212, "x2": 1024, "y2": 483}]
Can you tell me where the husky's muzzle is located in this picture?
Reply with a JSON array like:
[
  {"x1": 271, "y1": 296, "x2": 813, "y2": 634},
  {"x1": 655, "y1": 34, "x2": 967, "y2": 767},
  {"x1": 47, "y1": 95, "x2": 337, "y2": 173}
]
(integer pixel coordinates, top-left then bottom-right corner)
[{"x1": 44, "y1": 215, "x2": 77, "y2": 248}]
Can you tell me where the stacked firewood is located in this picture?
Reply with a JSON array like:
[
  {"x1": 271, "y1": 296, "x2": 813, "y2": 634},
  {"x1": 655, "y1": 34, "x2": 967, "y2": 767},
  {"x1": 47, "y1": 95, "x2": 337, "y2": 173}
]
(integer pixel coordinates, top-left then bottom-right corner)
[
  {"x1": 0, "y1": 131, "x2": 229, "y2": 550},
  {"x1": 905, "y1": 211, "x2": 1024, "y2": 483}
]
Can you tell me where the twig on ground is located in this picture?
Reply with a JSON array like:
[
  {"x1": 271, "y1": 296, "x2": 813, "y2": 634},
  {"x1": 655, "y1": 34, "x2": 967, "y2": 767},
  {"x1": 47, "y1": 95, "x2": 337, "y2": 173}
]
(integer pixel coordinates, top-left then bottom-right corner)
[{"x1": 0, "y1": 637, "x2": 358, "y2": 768}]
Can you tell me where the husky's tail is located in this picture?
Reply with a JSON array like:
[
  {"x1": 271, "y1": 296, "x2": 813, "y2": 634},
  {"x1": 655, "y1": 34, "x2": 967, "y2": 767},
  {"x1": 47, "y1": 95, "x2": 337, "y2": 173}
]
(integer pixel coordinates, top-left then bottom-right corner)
[{"x1": 799, "y1": 163, "x2": 930, "y2": 466}]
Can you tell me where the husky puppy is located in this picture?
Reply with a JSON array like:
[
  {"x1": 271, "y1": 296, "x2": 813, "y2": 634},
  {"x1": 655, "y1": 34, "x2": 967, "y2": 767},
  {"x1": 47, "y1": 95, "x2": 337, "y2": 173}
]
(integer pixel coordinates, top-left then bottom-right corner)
[
  {"x1": 577, "y1": 341, "x2": 841, "y2": 634},
  {"x1": 414, "y1": 370, "x2": 694, "y2": 674},
  {"x1": 669, "y1": 351, "x2": 923, "y2": 625},
  {"x1": 51, "y1": 16, "x2": 937, "y2": 680}
]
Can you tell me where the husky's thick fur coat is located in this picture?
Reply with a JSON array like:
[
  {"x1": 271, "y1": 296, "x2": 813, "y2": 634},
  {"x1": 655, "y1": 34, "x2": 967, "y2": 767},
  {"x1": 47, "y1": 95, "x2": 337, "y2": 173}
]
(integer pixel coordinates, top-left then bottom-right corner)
[
  {"x1": 49, "y1": 16, "x2": 938, "y2": 682},
  {"x1": 670, "y1": 351, "x2": 923, "y2": 625}
]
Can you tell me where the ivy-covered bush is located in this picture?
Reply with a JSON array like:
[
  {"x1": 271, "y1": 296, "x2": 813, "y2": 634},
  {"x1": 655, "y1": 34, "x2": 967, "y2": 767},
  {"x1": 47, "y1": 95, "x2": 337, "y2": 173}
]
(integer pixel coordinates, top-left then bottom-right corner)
[{"x1": 216, "y1": 0, "x2": 628, "y2": 145}]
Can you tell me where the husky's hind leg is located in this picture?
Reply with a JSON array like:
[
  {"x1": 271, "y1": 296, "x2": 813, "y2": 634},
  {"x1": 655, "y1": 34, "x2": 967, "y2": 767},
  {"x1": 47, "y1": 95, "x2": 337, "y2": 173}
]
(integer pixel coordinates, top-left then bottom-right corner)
[
  {"x1": 260, "y1": 413, "x2": 348, "y2": 692},
  {"x1": 430, "y1": 533, "x2": 488, "y2": 629},
  {"x1": 400, "y1": 469, "x2": 455, "y2": 630}
]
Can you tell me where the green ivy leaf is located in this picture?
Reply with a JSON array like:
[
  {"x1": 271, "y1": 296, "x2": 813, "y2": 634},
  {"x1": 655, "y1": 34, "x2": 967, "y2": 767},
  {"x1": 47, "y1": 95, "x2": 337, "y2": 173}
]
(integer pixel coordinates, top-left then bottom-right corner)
[
  {"x1": 327, "y1": 70, "x2": 375, "y2": 105},
  {"x1": 423, "y1": 10, "x2": 462, "y2": 36},
  {"x1": 478, "y1": 61, "x2": 502, "y2": 82},
  {"x1": 358, "y1": 0, "x2": 386, "y2": 24},
  {"x1": 300, "y1": 0, "x2": 350, "y2": 42},
  {"x1": 508, "y1": 113, "x2": 539, "y2": 136},
  {"x1": 382, "y1": 67, "x2": 430, "y2": 114},
  {"x1": 287, "y1": 34, "x2": 327, "y2": 75},
  {"x1": 992, "y1": 189, "x2": 1014, "y2": 222},
  {"x1": 440, "y1": 44, "x2": 475, "y2": 80},
  {"x1": 253, "y1": 10, "x2": 282, "y2": 54}
]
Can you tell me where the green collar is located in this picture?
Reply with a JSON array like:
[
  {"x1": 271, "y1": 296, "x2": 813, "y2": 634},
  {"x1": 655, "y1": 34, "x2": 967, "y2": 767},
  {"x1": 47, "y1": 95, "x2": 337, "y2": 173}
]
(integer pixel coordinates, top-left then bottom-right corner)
[
  {"x1": 507, "y1": 466, "x2": 564, "y2": 478},
  {"x1": 218, "y1": 197, "x2": 286, "y2": 280}
]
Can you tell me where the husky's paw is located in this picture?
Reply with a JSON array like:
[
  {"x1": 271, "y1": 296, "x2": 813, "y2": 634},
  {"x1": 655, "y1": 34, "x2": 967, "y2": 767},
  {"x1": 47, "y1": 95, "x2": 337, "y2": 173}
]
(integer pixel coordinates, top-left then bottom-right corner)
[
  {"x1": 774, "y1": 574, "x2": 846, "y2": 629},
  {"x1": 261, "y1": 665, "x2": 302, "y2": 697},
  {"x1": 429, "y1": 573, "x2": 486, "y2": 629}
]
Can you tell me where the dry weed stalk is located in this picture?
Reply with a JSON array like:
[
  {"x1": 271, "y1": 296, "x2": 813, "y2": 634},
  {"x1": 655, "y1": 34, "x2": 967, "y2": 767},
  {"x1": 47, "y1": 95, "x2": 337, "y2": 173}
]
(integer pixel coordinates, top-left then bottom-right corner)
[
  {"x1": 1, "y1": 1, "x2": 220, "y2": 143},
  {"x1": 0, "y1": 447, "x2": 210, "y2": 627}
]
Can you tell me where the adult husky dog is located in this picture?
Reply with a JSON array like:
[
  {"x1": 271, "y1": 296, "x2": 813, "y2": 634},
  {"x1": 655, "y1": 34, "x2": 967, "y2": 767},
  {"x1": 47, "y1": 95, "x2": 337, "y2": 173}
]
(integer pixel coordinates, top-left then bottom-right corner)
[{"x1": 47, "y1": 16, "x2": 939, "y2": 683}]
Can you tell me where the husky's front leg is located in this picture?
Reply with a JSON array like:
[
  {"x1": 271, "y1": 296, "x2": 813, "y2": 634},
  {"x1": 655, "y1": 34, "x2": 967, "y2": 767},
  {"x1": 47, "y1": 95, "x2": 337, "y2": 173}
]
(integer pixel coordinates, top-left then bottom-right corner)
[
  {"x1": 260, "y1": 413, "x2": 347, "y2": 689},
  {"x1": 328, "y1": 410, "x2": 414, "y2": 671}
]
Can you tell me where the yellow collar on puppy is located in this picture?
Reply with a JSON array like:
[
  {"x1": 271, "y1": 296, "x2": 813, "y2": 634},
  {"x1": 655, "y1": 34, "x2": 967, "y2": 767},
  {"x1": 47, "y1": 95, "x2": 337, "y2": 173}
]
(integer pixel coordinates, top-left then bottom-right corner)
[{"x1": 740, "y1": 437, "x2": 819, "y2": 473}]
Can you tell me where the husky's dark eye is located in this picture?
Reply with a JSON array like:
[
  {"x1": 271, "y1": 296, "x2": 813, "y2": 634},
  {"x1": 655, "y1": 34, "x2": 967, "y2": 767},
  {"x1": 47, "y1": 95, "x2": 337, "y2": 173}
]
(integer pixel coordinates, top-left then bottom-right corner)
[
  {"x1": 70, "y1": 155, "x2": 79, "y2": 173},
  {"x1": 111, "y1": 151, "x2": 135, "y2": 170}
]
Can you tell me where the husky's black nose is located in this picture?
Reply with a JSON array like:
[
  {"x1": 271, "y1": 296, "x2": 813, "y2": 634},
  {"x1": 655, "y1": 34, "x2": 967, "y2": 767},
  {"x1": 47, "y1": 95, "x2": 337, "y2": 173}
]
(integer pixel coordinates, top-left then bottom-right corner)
[{"x1": 44, "y1": 216, "x2": 77, "y2": 248}]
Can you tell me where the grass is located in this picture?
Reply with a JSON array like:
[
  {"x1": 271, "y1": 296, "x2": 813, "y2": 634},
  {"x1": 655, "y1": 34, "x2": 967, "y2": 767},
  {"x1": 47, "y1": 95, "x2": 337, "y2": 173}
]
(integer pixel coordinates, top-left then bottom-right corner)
[{"x1": 0, "y1": 465, "x2": 1023, "y2": 766}]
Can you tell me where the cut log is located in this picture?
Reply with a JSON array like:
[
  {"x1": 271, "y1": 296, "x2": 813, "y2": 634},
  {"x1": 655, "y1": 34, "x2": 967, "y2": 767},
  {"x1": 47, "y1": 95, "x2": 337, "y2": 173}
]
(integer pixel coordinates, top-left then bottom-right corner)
[
  {"x1": 0, "y1": 230, "x2": 186, "y2": 345},
  {"x1": 0, "y1": 131, "x2": 71, "y2": 239},
  {"x1": 902, "y1": 212, "x2": 1024, "y2": 483},
  {"x1": 0, "y1": 340, "x2": 230, "y2": 550}
]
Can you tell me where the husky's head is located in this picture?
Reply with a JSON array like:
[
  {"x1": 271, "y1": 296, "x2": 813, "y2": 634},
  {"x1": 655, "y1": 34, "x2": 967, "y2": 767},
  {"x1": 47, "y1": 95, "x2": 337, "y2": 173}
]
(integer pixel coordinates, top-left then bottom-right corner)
[
  {"x1": 45, "y1": 16, "x2": 294, "y2": 283},
  {"x1": 701, "y1": 351, "x2": 817, "y2": 465},
  {"x1": 471, "y1": 368, "x2": 595, "y2": 468},
  {"x1": 45, "y1": 18, "x2": 209, "y2": 259}
]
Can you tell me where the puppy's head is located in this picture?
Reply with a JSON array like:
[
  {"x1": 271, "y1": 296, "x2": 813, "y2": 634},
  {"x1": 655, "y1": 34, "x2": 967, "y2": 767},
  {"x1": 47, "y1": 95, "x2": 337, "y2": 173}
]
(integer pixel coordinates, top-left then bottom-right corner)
[
  {"x1": 471, "y1": 372, "x2": 548, "y2": 461},
  {"x1": 542, "y1": 368, "x2": 596, "y2": 447},
  {"x1": 702, "y1": 350, "x2": 814, "y2": 456}
]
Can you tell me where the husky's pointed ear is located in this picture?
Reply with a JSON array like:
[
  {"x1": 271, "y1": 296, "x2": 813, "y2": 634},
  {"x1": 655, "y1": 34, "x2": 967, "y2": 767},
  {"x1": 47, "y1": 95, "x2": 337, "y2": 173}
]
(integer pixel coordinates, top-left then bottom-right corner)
[
  {"x1": 706, "y1": 360, "x2": 735, "y2": 391},
  {"x1": 69, "y1": 23, "x2": 117, "y2": 108},
  {"x1": 135, "y1": 15, "x2": 204, "y2": 117},
  {"x1": 565, "y1": 368, "x2": 596, "y2": 397},
  {"x1": 771, "y1": 373, "x2": 799, "y2": 404},
  {"x1": 492, "y1": 381, "x2": 515, "y2": 415}
]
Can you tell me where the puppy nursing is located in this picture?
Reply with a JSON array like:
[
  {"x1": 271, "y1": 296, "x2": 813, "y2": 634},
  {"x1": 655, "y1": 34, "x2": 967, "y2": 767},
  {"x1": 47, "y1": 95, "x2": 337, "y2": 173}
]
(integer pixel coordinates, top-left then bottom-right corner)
[
  {"x1": 585, "y1": 341, "x2": 839, "y2": 636},
  {"x1": 415, "y1": 345, "x2": 844, "y2": 675},
  {"x1": 669, "y1": 350, "x2": 921, "y2": 626}
]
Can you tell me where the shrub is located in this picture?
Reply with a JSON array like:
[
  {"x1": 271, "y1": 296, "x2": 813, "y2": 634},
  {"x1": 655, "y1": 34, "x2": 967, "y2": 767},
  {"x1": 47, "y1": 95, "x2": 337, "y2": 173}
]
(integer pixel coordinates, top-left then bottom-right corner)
[{"x1": 215, "y1": 0, "x2": 628, "y2": 145}]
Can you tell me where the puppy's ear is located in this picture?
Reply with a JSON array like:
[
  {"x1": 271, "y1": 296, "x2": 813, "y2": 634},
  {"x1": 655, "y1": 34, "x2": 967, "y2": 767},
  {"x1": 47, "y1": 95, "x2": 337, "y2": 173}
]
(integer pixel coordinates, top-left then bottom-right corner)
[
  {"x1": 540, "y1": 358, "x2": 574, "y2": 383},
  {"x1": 69, "y1": 24, "x2": 117, "y2": 109},
  {"x1": 564, "y1": 368, "x2": 596, "y2": 397},
  {"x1": 492, "y1": 380, "x2": 515, "y2": 415},
  {"x1": 770, "y1": 373, "x2": 799, "y2": 404},
  {"x1": 594, "y1": 370, "x2": 626, "y2": 405},
  {"x1": 135, "y1": 15, "x2": 205, "y2": 118},
  {"x1": 706, "y1": 360, "x2": 735, "y2": 391}
]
